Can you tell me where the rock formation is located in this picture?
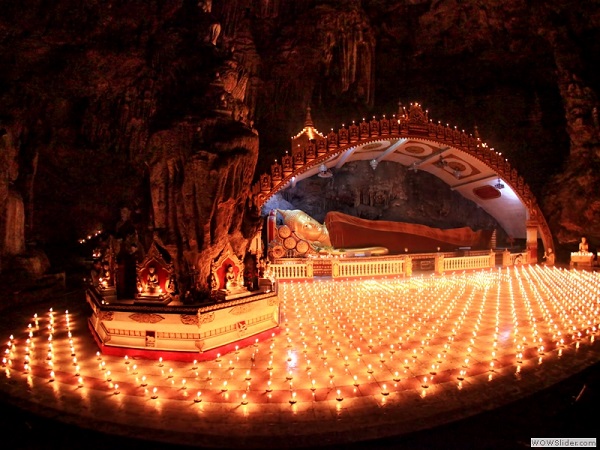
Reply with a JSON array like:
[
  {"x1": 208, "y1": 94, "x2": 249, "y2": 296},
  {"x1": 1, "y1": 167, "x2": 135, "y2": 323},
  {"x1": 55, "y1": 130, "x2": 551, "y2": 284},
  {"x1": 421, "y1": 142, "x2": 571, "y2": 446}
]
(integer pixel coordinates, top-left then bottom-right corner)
[
  {"x1": 0, "y1": 0, "x2": 598, "y2": 282},
  {"x1": 0, "y1": 128, "x2": 24, "y2": 271},
  {"x1": 535, "y1": 5, "x2": 600, "y2": 245}
]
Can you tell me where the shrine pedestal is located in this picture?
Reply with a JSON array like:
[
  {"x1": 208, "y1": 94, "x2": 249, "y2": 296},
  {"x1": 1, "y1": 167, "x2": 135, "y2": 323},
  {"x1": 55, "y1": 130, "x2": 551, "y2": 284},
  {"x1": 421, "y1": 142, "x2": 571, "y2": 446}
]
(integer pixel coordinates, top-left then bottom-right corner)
[
  {"x1": 216, "y1": 288, "x2": 253, "y2": 302},
  {"x1": 570, "y1": 252, "x2": 594, "y2": 269},
  {"x1": 87, "y1": 288, "x2": 280, "y2": 356},
  {"x1": 96, "y1": 286, "x2": 117, "y2": 303},
  {"x1": 134, "y1": 292, "x2": 172, "y2": 306}
]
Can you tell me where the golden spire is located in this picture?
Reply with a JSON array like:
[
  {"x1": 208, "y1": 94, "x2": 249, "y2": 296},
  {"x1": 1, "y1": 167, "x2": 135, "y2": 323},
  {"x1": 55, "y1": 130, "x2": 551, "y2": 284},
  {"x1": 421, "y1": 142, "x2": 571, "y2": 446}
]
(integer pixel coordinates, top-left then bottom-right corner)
[{"x1": 304, "y1": 106, "x2": 314, "y2": 128}]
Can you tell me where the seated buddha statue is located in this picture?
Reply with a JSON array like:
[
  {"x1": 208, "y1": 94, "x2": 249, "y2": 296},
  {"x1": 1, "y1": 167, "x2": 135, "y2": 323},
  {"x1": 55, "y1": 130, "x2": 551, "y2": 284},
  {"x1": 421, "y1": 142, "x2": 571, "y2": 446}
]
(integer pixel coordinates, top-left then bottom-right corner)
[
  {"x1": 146, "y1": 266, "x2": 159, "y2": 293},
  {"x1": 100, "y1": 261, "x2": 112, "y2": 287},
  {"x1": 225, "y1": 265, "x2": 237, "y2": 290},
  {"x1": 224, "y1": 264, "x2": 246, "y2": 294},
  {"x1": 579, "y1": 237, "x2": 590, "y2": 254}
]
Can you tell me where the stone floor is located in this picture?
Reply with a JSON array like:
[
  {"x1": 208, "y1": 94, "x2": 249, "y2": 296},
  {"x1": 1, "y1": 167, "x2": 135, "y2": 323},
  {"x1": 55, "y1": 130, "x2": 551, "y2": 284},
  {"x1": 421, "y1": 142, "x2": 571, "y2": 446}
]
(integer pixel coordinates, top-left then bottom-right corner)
[{"x1": 1, "y1": 266, "x2": 599, "y2": 449}]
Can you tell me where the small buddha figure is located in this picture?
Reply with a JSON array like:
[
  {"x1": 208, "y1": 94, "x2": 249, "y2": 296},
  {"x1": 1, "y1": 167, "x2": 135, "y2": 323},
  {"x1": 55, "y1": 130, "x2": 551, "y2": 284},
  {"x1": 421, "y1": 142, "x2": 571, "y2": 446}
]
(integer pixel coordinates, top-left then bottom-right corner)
[
  {"x1": 166, "y1": 275, "x2": 178, "y2": 296},
  {"x1": 146, "y1": 266, "x2": 159, "y2": 293},
  {"x1": 90, "y1": 260, "x2": 102, "y2": 287},
  {"x1": 579, "y1": 237, "x2": 589, "y2": 254},
  {"x1": 209, "y1": 272, "x2": 218, "y2": 291},
  {"x1": 101, "y1": 261, "x2": 112, "y2": 287},
  {"x1": 225, "y1": 265, "x2": 237, "y2": 292}
]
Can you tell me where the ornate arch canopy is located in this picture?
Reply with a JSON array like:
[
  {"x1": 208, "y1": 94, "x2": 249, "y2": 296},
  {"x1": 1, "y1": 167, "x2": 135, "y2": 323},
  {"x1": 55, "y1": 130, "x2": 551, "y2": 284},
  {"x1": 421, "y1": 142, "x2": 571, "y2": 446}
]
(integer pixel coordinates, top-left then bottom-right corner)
[{"x1": 252, "y1": 104, "x2": 553, "y2": 258}]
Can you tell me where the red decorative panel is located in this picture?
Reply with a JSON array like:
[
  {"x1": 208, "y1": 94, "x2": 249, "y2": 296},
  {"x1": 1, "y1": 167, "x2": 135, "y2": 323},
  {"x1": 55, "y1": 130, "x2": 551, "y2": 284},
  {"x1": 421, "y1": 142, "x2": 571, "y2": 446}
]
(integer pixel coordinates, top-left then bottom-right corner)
[{"x1": 473, "y1": 185, "x2": 501, "y2": 200}]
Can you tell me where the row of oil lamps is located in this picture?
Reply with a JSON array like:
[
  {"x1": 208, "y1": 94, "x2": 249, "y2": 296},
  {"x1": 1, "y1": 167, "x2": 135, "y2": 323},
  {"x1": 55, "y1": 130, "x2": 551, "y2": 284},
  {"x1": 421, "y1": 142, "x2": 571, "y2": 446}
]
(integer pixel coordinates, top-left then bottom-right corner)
[{"x1": 2, "y1": 266, "x2": 599, "y2": 406}]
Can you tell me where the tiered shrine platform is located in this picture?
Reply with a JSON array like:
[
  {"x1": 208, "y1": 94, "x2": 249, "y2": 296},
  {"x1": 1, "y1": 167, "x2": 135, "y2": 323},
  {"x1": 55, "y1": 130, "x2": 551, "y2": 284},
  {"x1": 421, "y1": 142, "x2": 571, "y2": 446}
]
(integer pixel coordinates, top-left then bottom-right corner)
[{"x1": 87, "y1": 287, "x2": 280, "y2": 358}]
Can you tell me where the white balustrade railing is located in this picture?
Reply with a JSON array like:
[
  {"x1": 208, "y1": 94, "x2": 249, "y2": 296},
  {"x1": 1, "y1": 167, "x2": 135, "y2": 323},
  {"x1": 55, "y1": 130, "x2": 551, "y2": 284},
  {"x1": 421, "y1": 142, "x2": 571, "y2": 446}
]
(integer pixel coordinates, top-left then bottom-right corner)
[
  {"x1": 442, "y1": 255, "x2": 492, "y2": 272},
  {"x1": 268, "y1": 263, "x2": 309, "y2": 279},
  {"x1": 333, "y1": 259, "x2": 405, "y2": 279},
  {"x1": 270, "y1": 251, "x2": 507, "y2": 279}
]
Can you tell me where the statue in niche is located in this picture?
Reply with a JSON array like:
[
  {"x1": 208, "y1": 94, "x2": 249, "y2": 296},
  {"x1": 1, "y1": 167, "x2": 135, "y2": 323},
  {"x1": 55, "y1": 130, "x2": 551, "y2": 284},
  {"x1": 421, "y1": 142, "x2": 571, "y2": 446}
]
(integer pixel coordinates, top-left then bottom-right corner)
[
  {"x1": 360, "y1": 121, "x2": 369, "y2": 136},
  {"x1": 271, "y1": 163, "x2": 282, "y2": 180},
  {"x1": 349, "y1": 124, "x2": 359, "y2": 141},
  {"x1": 100, "y1": 260, "x2": 113, "y2": 287},
  {"x1": 338, "y1": 127, "x2": 348, "y2": 143},
  {"x1": 166, "y1": 274, "x2": 179, "y2": 296},
  {"x1": 306, "y1": 143, "x2": 316, "y2": 160},
  {"x1": 225, "y1": 264, "x2": 245, "y2": 294},
  {"x1": 294, "y1": 151, "x2": 304, "y2": 166},
  {"x1": 209, "y1": 270, "x2": 218, "y2": 292},
  {"x1": 381, "y1": 119, "x2": 389, "y2": 134},
  {"x1": 282, "y1": 155, "x2": 293, "y2": 172},
  {"x1": 317, "y1": 139, "x2": 326, "y2": 153},
  {"x1": 146, "y1": 266, "x2": 159, "y2": 293},
  {"x1": 90, "y1": 260, "x2": 102, "y2": 287}
]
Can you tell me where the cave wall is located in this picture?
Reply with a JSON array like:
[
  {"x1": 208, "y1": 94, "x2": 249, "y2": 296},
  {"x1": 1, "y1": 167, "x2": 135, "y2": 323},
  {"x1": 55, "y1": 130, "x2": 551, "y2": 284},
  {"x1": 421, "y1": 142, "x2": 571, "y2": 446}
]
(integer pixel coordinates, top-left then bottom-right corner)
[
  {"x1": 1, "y1": 0, "x2": 599, "y2": 277},
  {"x1": 274, "y1": 160, "x2": 501, "y2": 235},
  {"x1": 0, "y1": 129, "x2": 24, "y2": 272}
]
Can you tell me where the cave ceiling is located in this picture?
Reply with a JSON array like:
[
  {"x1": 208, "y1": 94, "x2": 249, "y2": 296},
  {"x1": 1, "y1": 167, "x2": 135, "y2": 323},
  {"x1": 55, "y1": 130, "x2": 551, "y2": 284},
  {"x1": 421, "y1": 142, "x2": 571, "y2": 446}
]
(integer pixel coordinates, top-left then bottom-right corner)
[{"x1": 0, "y1": 0, "x2": 599, "y2": 261}]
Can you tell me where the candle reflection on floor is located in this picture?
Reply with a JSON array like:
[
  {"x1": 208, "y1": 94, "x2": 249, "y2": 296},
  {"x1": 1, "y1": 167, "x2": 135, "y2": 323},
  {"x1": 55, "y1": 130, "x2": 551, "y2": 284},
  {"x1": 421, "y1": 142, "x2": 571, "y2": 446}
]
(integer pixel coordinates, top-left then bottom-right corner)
[{"x1": 0, "y1": 265, "x2": 599, "y2": 444}]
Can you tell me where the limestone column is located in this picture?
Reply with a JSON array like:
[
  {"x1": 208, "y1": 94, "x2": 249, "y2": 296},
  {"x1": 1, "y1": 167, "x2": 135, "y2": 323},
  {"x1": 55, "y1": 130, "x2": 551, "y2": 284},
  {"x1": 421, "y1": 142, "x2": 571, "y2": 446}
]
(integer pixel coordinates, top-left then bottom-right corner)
[{"x1": 2, "y1": 190, "x2": 25, "y2": 256}]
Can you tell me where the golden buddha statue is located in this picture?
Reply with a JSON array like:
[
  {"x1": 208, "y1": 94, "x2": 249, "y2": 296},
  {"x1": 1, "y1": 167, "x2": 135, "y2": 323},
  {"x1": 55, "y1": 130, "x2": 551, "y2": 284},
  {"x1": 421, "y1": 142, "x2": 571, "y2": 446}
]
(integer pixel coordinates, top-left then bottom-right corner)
[
  {"x1": 146, "y1": 266, "x2": 159, "y2": 293},
  {"x1": 276, "y1": 209, "x2": 332, "y2": 248},
  {"x1": 276, "y1": 209, "x2": 389, "y2": 256},
  {"x1": 224, "y1": 264, "x2": 246, "y2": 294}
]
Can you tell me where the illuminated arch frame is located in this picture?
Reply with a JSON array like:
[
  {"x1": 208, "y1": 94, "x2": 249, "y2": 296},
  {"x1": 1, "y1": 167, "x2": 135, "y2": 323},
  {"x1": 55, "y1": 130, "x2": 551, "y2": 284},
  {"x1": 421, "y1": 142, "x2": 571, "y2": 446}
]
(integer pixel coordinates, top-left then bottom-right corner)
[{"x1": 252, "y1": 104, "x2": 553, "y2": 260}]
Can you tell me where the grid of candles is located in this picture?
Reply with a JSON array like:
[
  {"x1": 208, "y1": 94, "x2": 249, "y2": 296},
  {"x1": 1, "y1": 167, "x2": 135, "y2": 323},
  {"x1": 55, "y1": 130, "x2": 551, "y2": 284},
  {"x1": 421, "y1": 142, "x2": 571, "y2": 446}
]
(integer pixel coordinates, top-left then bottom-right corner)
[{"x1": 2, "y1": 265, "x2": 599, "y2": 409}]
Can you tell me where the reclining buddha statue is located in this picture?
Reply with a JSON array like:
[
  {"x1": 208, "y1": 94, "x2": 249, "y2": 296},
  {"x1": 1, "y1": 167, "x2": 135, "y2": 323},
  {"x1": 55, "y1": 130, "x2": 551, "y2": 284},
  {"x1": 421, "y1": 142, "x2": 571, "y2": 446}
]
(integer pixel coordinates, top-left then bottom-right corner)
[
  {"x1": 273, "y1": 209, "x2": 492, "y2": 256},
  {"x1": 275, "y1": 209, "x2": 388, "y2": 257},
  {"x1": 277, "y1": 209, "x2": 332, "y2": 247}
]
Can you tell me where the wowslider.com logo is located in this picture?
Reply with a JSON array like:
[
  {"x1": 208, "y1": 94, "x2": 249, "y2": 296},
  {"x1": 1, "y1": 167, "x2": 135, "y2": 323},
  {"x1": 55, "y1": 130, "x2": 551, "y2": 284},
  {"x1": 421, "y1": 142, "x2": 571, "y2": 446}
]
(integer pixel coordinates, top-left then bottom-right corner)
[{"x1": 531, "y1": 438, "x2": 596, "y2": 448}]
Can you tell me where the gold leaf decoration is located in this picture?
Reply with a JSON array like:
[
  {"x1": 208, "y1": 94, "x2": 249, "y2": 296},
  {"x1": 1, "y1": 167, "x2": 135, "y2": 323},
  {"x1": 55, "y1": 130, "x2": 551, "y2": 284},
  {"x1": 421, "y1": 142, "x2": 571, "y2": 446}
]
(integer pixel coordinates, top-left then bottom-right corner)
[
  {"x1": 197, "y1": 312, "x2": 215, "y2": 327},
  {"x1": 229, "y1": 303, "x2": 255, "y2": 315},
  {"x1": 99, "y1": 311, "x2": 114, "y2": 321},
  {"x1": 180, "y1": 314, "x2": 199, "y2": 326},
  {"x1": 129, "y1": 313, "x2": 165, "y2": 324}
]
